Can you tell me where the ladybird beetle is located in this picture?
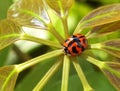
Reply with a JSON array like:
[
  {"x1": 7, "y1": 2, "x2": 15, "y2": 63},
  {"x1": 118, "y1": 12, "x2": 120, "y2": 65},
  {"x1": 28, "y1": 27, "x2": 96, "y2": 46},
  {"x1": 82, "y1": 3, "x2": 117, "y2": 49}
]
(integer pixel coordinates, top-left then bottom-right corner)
[{"x1": 63, "y1": 34, "x2": 87, "y2": 56}]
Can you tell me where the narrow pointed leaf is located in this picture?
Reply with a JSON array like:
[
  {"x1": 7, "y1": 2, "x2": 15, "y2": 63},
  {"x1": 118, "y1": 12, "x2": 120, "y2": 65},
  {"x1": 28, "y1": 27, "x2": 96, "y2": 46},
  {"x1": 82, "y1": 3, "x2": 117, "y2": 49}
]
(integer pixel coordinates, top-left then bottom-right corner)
[
  {"x1": 45, "y1": 0, "x2": 74, "y2": 16},
  {"x1": 102, "y1": 62, "x2": 120, "y2": 91},
  {"x1": 0, "y1": 19, "x2": 22, "y2": 50},
  {"x1": 7, "y1": 0, "x2": 50, "y2": 29},
  {"x1": 74, "y1": 4, "x2": 120, "y2": 33},
  {"x1": 102, "y1": 39, "x2": 120, "y2": 58},
  {"x1": 0, "y1": 65, "x2": 19, "y2": 91},
  {"x1": 87, "y1": 20, "x2": 120, "y2": 38}
]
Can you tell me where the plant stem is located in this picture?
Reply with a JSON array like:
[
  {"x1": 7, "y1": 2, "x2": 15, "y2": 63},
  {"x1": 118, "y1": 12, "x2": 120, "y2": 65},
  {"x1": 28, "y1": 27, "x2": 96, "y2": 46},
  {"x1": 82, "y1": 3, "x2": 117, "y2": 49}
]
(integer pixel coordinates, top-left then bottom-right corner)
[
  {"x1": 89, "y1": 43, "x2": 102, "y2": 49},
  {"x1": 33, "y1": 58, "x2": 63, "y2": 91},
  {"x1": 61, "y1": 16, "x2": 69, "y2": 38},
  {"x1": 102, "y1": 45, "x2": 120, "y2": 51},
  {"x1": 61, "y1": 55, "x2": 70, "y2": 91},
  {"x1": 42, "y1": 0, "x2": 65, "y2": 43},
  {"x1": 21, "y1": 34, "x2": 62, "y2": 48},
  {"x1": 101, "y1": 48, "x2": 120, "y2": 58},
  {"x1": 73, "y1": 23, "x2": 83, "y2": 34},
  {"x1": 47, "y1": 24, "x2": 65, "y2": 44},
  {"x1": 86, "y1": 56, "x2": 104, "y2": 69},
  {"x1": 17, "y1": 49, "x2": 63, "y2": 72},
  {"x1": 72, "y1": 57, "x2": 94, "y2": 91}
]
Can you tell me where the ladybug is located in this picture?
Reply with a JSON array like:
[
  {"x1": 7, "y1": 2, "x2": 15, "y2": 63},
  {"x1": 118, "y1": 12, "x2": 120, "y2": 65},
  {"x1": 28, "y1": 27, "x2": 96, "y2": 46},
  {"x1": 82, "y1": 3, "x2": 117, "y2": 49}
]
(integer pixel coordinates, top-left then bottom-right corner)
[{"x1": 63, "y1": 34, "x2": 87, "y2": 56}]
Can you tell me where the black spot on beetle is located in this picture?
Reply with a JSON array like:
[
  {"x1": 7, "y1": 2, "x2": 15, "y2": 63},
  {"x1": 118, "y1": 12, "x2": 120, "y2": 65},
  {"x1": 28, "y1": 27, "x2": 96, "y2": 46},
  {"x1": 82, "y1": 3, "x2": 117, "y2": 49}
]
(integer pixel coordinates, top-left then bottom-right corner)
[
  {"x1": 72, "y1": 46, "x2": 78, "y2": 53},
  {"x1": 83, "y1": 39, "x2": 87, "y2": 44},
  {"x1": 79, "y1": 36, "x2": 84, "y2": 38},
  {"x1": 64, "y1": 47, "x2": 70, "y2": 55},
  {"x1": 81, "y1": 46, "x2": 84, "y2": 51},
  {"x1": 72, "y1": 35, "x2": 77, "y2": 37}
]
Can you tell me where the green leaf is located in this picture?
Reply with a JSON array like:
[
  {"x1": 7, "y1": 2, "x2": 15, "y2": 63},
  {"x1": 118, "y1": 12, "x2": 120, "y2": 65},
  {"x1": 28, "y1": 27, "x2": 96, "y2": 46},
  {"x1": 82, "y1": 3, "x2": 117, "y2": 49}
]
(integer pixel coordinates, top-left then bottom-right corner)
[
  {"x1": 72, "y1": 57, "x2": 94, "y2": 91},
  {"x1": 74, "y1": 4, "x2": 120, "y2": 34},
  {"x1": 45, "y1": 0, "x2": 74, "y2": 16},
  {"x1": 0, "y1": 0, "x2": 12, "y2": 20},
  {"x1": 0, "y1": 47, "x2": 11, "y2": 66},
  {"x1": 7, "y1": 0, "x2": 50, "y2": 29},
  {"x1": 0, "y1": 65, "x2": 19, "y2": 91},
  {"x1": 33, "y1": 58, "x2": 62, "y2": 91},
  {"x1": 88, "y1": 30, "x2": 120, "y2": 44},
  {"x1": 86, "y1": 20, "x2": 120, "y2": 38},
  {"x1": 15, "y1": 57, "x2": 61, "y2": 91},
  {"x1": 102, "y1": 62, "x2": 120, "y2": 91},
  {"x1": 102, "y1": 39, "x2": 120, "y2": 58},
  {"x1": 86, "y1": 56, "x2": 120, "y2": 91},
  {"x1": 0, "y1": 19, "x2": 22, "y2": 50}
]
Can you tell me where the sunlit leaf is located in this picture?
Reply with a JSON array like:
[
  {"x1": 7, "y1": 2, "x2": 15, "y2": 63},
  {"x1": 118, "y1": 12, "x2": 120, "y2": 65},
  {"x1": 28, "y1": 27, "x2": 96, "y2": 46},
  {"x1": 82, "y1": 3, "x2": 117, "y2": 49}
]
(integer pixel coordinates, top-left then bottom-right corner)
[
  {"x1": 45, "y1": 0, "x2": 74, "y2": 16},
  {"x1": 7, "y1": 0, "x2": 50, "y2": 29},
  {"x1": 74, "y1": 4, "x2": 120, "y2": 34},
  {"x1": 102, "y1": 62, "x2": 120, "y2": 91},
  {"x1": 102, "y1": 39, "x2": 120, "y2": 58},
  {"x1": 0, "y1": 65, "x2": 19, "y2": 91},
  {"x1": 87, "y1": 21, "x2": 120, "y2": 38},
  {"x1": 0, "y1": 19, "x2": 22, "y2": 50}
]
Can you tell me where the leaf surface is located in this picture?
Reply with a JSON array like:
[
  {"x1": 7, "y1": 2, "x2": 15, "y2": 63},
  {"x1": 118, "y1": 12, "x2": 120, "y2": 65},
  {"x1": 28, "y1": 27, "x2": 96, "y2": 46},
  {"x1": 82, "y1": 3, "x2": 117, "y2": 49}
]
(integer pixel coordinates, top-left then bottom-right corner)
[
  {"x1": 87, "y1": 21, "x2": 120, "y2": 38},
  {"x1": 7, "y1": 0, "x2": 50, "y2": 29},
  {"x1": 102, "y1": 62, "x2": 120, "y2": 91},
  {"x1": 0, "y1": 19, "x2": 22, "y2": 50},
  {"x1": 74, "y1": 4, "x2": 120, "y2": 34},
  {"x1": 45, "y1": 0, "x2": 74, "y2": 16},
  {"x1": 0, "y1": 65, "x2": 19, "y2": 91},
  {"x1": 102, "y1": 39, "x2": 120, "y2": 58}
]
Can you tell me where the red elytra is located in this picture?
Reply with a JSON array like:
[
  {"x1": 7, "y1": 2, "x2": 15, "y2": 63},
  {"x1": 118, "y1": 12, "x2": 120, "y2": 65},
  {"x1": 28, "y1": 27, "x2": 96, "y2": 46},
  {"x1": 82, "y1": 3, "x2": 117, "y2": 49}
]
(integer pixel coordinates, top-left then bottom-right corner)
[{"x1": 63, "y1": 34, "x2": 87, "y2": 56}]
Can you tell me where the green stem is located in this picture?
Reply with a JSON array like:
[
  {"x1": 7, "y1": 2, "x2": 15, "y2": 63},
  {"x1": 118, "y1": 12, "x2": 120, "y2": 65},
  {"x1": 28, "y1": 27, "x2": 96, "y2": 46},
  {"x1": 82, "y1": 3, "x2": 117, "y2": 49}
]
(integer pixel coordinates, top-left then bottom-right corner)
[
  {"x1": 89, "y1": 43, "x2": 102, "y2": 49},
  {"x1": 0, "y1": 34, "x2": 20, "y2": 39},
  {"x1": 101, "y1": 48, "x2": 120, "y2": 58},
  {"x1": 47, "y1": 24, "x2": 65, "y2": 44},
  {"x1": 72, "y1": 57, "x2": 94, "y2": 91},
  {"x1": 58, "y1": 0, "x2": 64, "y2": 17},
  {"x1": 61, "y1": 55, "x2": 70, "y2": 91},
  {"x1": 86, "y1": 56, "x2": 104, "y2": 69},
  {"x1": 102, "y1": 45, "x2": 120, "y2": 51},
  {"x1": 21, "y1": 34, "x2": 62, "y2": 48},
  {"x1": 33, "y1": 58, "x2": 63, "y2": 91},
  {"x1": 42, "y1": 0, "x2": 65, "y2": 43},
  {"x1": 61, "y1": 16, "x2": 69, "y2": 38},
  {"x1": 86, "y1": 32, "x2": 97, "y2": 39},
  {"x1": 17, "y1": 49, "x2": 63, "y2": 72}
]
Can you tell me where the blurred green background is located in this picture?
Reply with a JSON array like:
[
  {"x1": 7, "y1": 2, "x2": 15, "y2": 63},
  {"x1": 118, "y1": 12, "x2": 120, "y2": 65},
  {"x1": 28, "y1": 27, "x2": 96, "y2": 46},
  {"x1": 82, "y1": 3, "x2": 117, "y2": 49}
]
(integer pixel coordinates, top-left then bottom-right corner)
[{"x1": 0, "y1": 0, "x2": 120, "y2": 91}]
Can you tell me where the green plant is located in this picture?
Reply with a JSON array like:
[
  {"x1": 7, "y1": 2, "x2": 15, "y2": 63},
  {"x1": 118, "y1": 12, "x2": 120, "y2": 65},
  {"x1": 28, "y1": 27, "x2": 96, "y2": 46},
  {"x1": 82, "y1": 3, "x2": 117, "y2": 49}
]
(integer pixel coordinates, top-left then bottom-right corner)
[{"x1": 0, "y1": 0, "x2": 120, "y2": 91}]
